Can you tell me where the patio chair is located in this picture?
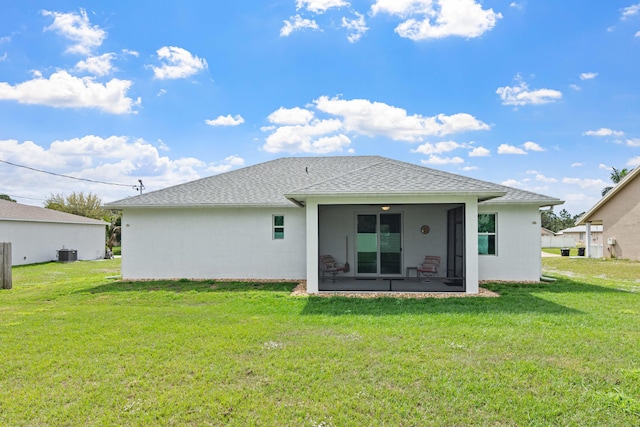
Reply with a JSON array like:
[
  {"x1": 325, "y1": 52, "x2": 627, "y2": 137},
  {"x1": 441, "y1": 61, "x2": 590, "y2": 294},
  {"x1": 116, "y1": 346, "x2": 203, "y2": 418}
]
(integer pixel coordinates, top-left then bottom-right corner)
[
  {"x1": 319, "y1": 255, "x2": 346, "y2": 283},
  {"x1": 417, "y1": 256, "x2": 440, "y2": 281}
]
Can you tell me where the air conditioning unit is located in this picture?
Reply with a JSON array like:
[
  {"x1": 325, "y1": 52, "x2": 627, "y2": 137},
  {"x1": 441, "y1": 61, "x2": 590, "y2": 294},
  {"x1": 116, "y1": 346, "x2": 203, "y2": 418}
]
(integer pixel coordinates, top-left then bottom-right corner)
[{"x1": 607, "y1": 237, "x2": 616, "y2": 245}]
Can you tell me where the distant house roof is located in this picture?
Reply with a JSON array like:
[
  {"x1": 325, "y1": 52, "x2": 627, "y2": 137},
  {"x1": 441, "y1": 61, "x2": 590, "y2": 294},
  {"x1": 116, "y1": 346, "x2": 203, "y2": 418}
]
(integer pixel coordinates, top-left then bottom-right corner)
[
  {"x1": 541, "y1": 227, "x2": 555, "y2": 236},
  {"x1": 106, "y1": 156, "x2": 563, "y2": 209},
  {"x1": 0, "y1": 199, "x2": 108, "y2": 225},
  {"x1": 557, "y1": 225, "x2": 603, "y2": 235},
  {"x1": 577, "y1": 166, "x2": 640, "y2": 225}
]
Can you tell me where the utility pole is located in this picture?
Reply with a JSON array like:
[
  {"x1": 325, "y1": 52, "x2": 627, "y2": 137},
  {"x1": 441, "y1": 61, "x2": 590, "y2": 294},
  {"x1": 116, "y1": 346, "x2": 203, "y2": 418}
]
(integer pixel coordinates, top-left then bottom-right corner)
[{"x1": 134, "y1": 179, "x2": 145, "y2": 195}]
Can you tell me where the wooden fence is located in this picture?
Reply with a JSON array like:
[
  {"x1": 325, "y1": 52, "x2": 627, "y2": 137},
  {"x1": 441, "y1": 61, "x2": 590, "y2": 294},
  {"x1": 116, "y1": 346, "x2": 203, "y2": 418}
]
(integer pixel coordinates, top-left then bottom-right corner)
[{"x1": 1, "y1": 242, "x2": 12, "y2": 290}]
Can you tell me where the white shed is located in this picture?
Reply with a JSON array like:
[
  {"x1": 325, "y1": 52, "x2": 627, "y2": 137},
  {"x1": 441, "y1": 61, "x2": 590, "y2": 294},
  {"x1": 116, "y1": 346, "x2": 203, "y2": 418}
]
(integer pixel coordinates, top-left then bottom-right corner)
[{"x1": 0, "y1": 199, "x2": 108, "y2": 266}]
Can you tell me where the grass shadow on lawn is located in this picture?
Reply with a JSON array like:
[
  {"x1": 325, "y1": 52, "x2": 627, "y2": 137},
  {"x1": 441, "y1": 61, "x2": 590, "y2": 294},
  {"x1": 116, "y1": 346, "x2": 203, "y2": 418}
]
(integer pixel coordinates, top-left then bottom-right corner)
[
  {"x1": 83, "y1": 279, "x2": 299, "y2": 294},
  {"x1": 300, "y1": 279, "x2": 623, "y2": 316}
]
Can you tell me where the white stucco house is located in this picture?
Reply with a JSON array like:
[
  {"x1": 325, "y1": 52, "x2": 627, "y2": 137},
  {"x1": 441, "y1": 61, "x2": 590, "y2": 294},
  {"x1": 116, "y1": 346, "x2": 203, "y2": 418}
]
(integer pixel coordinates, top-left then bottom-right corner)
[
  {"x1": 0, "y1": 199, "x2": 108, "y2": 266},
  {"x1": 106, "y1": 156, "x2": 563, "y2": 294}
]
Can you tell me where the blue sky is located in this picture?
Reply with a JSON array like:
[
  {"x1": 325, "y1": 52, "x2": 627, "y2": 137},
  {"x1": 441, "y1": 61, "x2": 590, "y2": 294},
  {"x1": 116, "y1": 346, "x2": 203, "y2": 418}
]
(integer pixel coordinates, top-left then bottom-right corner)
[{"x1": 1, "y1": 1, "x2": 639, "y2": 215}]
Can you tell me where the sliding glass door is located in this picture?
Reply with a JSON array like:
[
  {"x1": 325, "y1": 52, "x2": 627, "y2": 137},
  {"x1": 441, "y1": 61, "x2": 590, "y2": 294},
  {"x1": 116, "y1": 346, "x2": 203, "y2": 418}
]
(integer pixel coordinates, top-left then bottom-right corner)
[{"x1": 356, "y1": 213, "x2": 402, "y2": 276}]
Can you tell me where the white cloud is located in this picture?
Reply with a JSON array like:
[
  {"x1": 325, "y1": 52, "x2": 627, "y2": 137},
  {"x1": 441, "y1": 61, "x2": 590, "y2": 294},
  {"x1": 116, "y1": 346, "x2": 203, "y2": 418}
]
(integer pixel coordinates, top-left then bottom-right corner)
[
  {"x1": 461, "y1": 165, "x2": 478, "y2": 171},
  {"x1": 263, "y1": 118, "x2": 350, "y2": 153},
  {"x1": 627, "y1": 138, "x2": 640, "y2": 147},
  {"x1": 496, "y1": 75, "x2": 562, "y2": 106},
  {"x1": 42, "y1": 9, "x2": 106, "y2": 55},
  {"x1": 569, "y1": 84, "x2": 581, "y2": 91},
  {"x1": 205, "y1": 114, "x2": 245, "y2": 127},
  {"x1": 636, "y1": 30, "x2": 640, "y2": 37},
  {"x1": 0, "y1": 70, "x2": 139, "y2": 114},
  {"x1": 412, "y1": 141, "x2": 464, "y2": 155},
  {"x1": 523, "y1": 141, "x2": 544, "y2": 151},
  {"x1": 599, "y1": 163, "x2": 609, "y2": 170},
  {"x1": 571, "y1": 162, "x2": 584, "y2": 167},
  {"x1": 296, "y1": 0, "x2": 349, "y2": 13},
  {"x1": 314, "y1": 96, "x2": 489, "y2": 141},
  {"x1": 122, "y1": 49, "x2": 139, "y2": 57},
  {"x1": 0, "y1": 36, "x2": 11, "y2": 44},
  {"x1": 562, "y1": 177, "x2": 607, "y2": 189},
  {"x1": 0, "y1": 136, "x2": 215, "y2": 203},
  {"x1": 157, "y1": 89, "x2": 167, "y2": 97},
  {"x1": 207, "y1": 155, "x2": 245, "y2": 173},
  {"x1": 262, "y1": 96, "x2": 490, "y2": 154},
  {"x1": 421, "y1": 155, "x2": 464, "y2": 165},
  {"x1": 468, "y1": 146, "x2": 490, "y2": 157},
  {"x1": 152, "y1": 46, "x2": 207, "y2": 80},
  {"x1": 342, "y1": 12, "x2": 368, "y2": 42},
  {"x1": 502, "y1": 178, "x2": 522, "y2": 187},
  {"x1": 280, "y1": 15, "x2": 320, "y2": 37},
  {"x1": 627, "y1": 156, "x2": 640, "y2": 167},
  {"x1": 583, "y1": 128, "x2": 624, "y2": 137},
  {"x1": 0, "y1": 52, "x2": 7, "y2": 62},
  {"x1": 268, "y1": 107, "x2": 314, "y2": 125},
  {"x1": 622, "y1": 3, "x2": 640, "y2": 20},
  {"x1": 497, "y1": 144, "x2": 527, "y2": 155},
  {"x1": 579, "y1": 72, "x2": 598, "y2": 80},
  {"x1": 535, "y1": 174, "x2": 557, "y2": 183},
  {"x1": 371, "y1": 0, "x2": 502, "y2": 40},
  {"x1": 509, "y1": 2, "x2": 525, "y2": 9},
  {"x1": 75, "y1": 53, "x2": 116, "y2": 76}
]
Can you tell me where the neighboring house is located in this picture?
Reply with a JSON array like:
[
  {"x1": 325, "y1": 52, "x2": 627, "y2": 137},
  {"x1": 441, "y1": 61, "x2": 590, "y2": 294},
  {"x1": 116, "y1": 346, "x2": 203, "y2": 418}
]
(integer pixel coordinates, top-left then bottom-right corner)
[
  {"x1": 0, "y1": 200, "x2": 108, "y2": 266},
  {"x1": 106, "y1": 156, "x2": 563, "y2": 294},
  {"x1": 577, "y1": 166, "x2": 640, "y2": 260},
  {"x1": 541, "y1": 227, "x2": 555, "y2": 237},
  {"x1": 556, "y1": 225, "x2": 603, "y2": 246}
]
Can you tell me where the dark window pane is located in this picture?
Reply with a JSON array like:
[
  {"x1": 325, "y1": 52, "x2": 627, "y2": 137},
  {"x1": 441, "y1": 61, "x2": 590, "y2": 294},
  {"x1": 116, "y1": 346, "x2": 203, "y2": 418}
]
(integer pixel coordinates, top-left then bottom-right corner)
[
  {"x1": 357, "y1": 214, "x2": 376, "y2": 233},
  {"x1": 274, "y1": 215, "x2": 284, "y2": 226},
  {"x1": 478, "y1": 235, "x2": 496, "y2": 255},
  {"x1": 478, "y1": 214, "x2": 495, "y2": 233},
  {"x1": 274, "y1": 228, "x2": 284, "y2": 239}
]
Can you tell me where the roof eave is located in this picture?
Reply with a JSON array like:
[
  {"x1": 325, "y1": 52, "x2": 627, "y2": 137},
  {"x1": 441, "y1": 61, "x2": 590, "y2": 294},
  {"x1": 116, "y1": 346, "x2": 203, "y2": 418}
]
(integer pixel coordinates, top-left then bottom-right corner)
[
  {"x1": 0, "y1": 217, "x2": 108, "y2": 225},
  {"x1": 577, "y1": 166, "x2": 640, "y2": 225},
  {"x1": 481, "y1": 199, "x2": 564, "y2": 208},
  {"x1": 104, "y1": 202, "x2": 302, "y2": 209},
  {"x1": 284, "y1": 190, "x2": 507, "y2": 201}
]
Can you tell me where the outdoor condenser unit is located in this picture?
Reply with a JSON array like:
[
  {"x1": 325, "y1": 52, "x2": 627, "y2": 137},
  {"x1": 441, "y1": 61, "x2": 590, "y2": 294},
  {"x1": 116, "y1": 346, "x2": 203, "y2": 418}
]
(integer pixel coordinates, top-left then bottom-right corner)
[{"x1": 57, "y1": 248, "x2": 78, "y2": 262}]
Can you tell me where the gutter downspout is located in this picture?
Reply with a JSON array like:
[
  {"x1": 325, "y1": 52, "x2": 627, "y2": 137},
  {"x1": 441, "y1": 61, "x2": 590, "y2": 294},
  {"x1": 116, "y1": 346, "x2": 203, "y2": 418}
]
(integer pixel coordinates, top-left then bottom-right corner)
[{"x1": 585, "y1": 222, "x2": 592, "y2": 258}]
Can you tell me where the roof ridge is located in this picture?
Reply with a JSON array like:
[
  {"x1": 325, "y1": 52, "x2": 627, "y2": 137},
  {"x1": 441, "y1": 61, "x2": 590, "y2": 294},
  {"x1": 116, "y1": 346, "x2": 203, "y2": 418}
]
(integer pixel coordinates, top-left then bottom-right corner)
[{"x1": 288, "y1": 156, "x2": 387, "y2": 193}]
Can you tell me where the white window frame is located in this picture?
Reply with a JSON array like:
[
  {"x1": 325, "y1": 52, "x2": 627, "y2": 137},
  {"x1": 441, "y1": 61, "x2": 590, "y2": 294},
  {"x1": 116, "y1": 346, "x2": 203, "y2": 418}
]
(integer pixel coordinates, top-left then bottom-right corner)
[
  {"x1": 478, "y1": 213, "x2": 497, "y2": 256},
  {"x1": 273, "y1": 215, "x2": 285, "y2": 240}
]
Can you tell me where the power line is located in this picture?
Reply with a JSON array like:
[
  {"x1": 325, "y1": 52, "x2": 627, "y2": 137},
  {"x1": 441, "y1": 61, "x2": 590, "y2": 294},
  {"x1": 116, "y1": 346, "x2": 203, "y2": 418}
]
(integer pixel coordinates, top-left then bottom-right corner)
[
  {"x1": 0, "y1": 158, "x2": 140, "y2": 189},
  {"x1": 4, "y1": 194, "x2": 47, "y2": 202}
]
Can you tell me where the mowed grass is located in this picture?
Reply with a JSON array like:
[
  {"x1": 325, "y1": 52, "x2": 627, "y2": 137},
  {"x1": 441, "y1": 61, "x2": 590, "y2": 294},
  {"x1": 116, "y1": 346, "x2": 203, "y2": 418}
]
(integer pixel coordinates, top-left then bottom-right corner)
[{"x1": 0, "y1": 259, "x2": 638, "y2": 426}]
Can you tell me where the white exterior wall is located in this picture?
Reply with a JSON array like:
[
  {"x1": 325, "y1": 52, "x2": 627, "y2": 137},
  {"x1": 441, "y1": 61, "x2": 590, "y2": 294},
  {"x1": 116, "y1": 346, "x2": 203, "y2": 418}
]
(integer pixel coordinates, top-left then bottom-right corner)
[
  {"x1": 0, "y1": 220, "x2": 106, "y2": 266},
  {"x1": 478, "y1": 204, "x2": 542, "y2": 282},
  {"x1": 121, "y1": 207, "x2": 306, "y2": 280}
]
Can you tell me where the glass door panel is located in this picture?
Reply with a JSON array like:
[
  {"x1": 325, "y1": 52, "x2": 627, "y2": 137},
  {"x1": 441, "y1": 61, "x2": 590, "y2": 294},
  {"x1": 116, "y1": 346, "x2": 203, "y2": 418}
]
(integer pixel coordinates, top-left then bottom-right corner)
[
  {"x1": 380, "y1": 213, "x2": 401, "y2": 275},
  {"x1": 356, "y1": 214, "x2": 377, "y2": 274}
]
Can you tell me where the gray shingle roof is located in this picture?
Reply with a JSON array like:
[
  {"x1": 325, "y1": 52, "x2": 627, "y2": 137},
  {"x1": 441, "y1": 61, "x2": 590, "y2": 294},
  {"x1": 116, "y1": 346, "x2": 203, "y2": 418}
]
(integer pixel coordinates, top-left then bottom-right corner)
[
  {"x1": 105, "y1": 156, "x2": 562, "y2": 208},
  {"x1": 0, "y1": 199, "x2": 108, "y2": 225}
]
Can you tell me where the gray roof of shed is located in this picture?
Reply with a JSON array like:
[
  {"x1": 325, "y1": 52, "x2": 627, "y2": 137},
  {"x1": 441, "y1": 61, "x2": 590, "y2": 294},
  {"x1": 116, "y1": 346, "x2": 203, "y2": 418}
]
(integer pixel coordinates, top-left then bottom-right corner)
[
  {"x1": 0, "y1": 199, "x2": 108, "y2": 225},
  {"x1": 105, "y1": 156, "x2": 562, "y2": 208}
]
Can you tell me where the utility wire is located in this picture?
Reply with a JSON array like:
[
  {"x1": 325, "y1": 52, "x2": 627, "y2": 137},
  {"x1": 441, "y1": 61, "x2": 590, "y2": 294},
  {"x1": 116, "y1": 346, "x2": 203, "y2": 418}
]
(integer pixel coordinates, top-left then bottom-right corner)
[
  {"x1": 4, "y1": 194, "x2": 47, "y2": 202},
  {"x1": 0, "y1": 158, "x2": 138, "y2": 189}
]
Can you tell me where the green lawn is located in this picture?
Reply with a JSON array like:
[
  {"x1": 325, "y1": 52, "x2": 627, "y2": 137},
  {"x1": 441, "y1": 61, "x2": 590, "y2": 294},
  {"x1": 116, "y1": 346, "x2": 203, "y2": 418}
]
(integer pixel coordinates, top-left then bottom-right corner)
[{"x1": 0, "y1": 259, "x2": 638, "y2": 426}]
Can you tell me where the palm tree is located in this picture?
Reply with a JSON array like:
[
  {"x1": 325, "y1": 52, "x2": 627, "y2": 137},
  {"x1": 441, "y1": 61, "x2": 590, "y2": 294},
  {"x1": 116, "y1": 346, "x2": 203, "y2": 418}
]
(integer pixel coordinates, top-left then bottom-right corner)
[{"x1": 602, "y1": 167, "x2": 631, "y2": 196}]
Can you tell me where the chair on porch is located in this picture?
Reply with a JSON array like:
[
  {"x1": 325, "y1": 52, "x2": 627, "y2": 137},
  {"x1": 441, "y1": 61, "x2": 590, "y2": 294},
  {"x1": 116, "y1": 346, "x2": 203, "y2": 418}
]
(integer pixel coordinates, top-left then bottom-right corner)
[
  {"x1": 417, "y1": 256, "x2": 440, "y2": 281},
  {"x1": 319, "y1": 255, "x2": 346, "y2": 283}
]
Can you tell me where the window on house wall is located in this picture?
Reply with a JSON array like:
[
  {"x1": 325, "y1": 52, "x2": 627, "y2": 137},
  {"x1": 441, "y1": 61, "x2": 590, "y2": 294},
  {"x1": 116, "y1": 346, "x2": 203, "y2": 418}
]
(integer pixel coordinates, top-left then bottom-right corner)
[
  {"x1": 273, "y1": 215, "x2": 284, "y2": 239},
  {"x1": 478, "y1": 213, "x2": 496, "y2": 255}
]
